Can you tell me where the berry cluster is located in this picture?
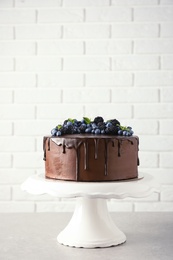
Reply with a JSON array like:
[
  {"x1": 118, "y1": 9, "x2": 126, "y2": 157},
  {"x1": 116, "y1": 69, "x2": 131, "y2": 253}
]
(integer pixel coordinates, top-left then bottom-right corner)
[{"x1": 51, "y1": 116, "x2": 134, "y2": 137}]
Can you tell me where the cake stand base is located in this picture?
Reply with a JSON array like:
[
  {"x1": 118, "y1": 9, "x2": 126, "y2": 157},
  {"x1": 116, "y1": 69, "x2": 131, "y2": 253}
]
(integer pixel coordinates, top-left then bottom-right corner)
[{"x1": 57, "y1": 197, "x2": 126, "y2": 248}]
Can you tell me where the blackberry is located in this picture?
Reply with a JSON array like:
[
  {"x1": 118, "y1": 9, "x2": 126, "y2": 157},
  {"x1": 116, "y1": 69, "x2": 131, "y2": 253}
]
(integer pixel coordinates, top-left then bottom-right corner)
[
  {"x1": 79, "y1": 123, "x2": 87, "y2": 133},
  {"x1": 97, "y1": 122, "x2": 106, "y2": 131},
  {"x1": 63, "y1": 119, "x2": 68, "y2": 125},
  {"x1": 108, "y1": 119, "x2": 120, "y2": 126},
  {"x1": 105, "y1": 125, "x2": 119, "y2": 135},
  {"x1": 66, "y1": 125, "x2": 77, "y2": 134},
  {"x1": 93, "y1": 116, "x2": 104, "y2": 125}
]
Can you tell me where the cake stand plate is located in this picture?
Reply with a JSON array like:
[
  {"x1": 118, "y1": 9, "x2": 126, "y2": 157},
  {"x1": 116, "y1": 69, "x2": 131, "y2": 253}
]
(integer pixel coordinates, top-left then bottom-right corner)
[{"x1": 21, "y1": 173, "x2": 160, "y2": 248}]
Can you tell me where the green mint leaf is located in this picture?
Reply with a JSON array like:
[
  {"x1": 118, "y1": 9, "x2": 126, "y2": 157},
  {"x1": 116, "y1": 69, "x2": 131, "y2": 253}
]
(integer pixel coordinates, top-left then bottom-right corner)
[
  {"x1": 57, "y1": 124, "x2": 62, "y2": 130},
  {"x1": 83, "y1": 117, "x2": 91, "y2": 124},
  {"x1": 68, "y1": 118, "x2": 75, "y2": 123}
]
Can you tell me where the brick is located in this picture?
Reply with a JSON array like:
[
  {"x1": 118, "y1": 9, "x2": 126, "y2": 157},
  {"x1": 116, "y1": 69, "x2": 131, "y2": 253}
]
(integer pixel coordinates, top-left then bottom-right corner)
[
  {"x1": 14, "y1": 152, "x2": 43, "y2": 168},
  {"x1": 0, "y1": 105, "x2": 35, "y2": 119},
  {"x1": 149, "y1": 169, "x2": 173, "y2": 185},
  {"x1": 161, "y1": 23, "x2": 173, "y2": 37},
  {"x1": 0, "y1": 10, "x2": 36, "y2": 24},
  {"x1": 160, "y1": 0, "x2": 173, "y2": 3},
  {"x1": 0, "y1": 137, "x2": 35, "y2": 152},
  {"x1": 134, "y1": 7, "x2": 173, "y2": 22},
  {"x1": 15, "y1": 25, "x2": 61, "y2": 39},
  {"x1": 86, "y1": 7, "x2": 132, "y2": 22},
  {"x1": 112, "y1": 55, "x2": 159, "y2": 70},
  {"x1": 160, "y1": 120, "x2": 173, "y2": 135},
  {"x1": 38, "y1": 73, "x2": 84, "y2": 87},
  {"x1": 0, "y1": 121, "x2": 12, "y2": 136},
  {"x1": 0, "y1": 26, "x2": 13, "y2": 40},
  {"x1": 160, "y1": 87, "x2": 173, "y2": 102},
  {"x1": 134, "y1": 104, "x2": 173, "y2": 119},
  {"x1": 0, "y1": 58, "x2": 13, "y2": 72},
  {"x1": 0, "y1": 90, "x2": 13, "y2": 104},
  {"x1": 38, "y1": 40, "x2": 83, "y2": 55},
  {"x1": 0, "y1": 186, "x2": 11, "y2": 201},
  {"x1": 37, "y1": 104, "x2": 84, "y2": 119},
  {"x1": 15, "y1": 57, "x2": 61, "y2": 71},
  {"x1": 63, "y1": 0, "x2": 109, "y2": 6},
  {"x1": 63, "y1": 88, "x2": 110, "y2": 103},
  {"x1": 139, "y1": 135, "x2": 173, "y2": 152},
  {"x1": 15, "y1": 0, "x2": 61, "y2": 7},
  {"x1": 0, "y1": 169, "x2": 35, "y2": 184},
  {"x1": 0, "y1": 202, "x2": 35, "y2": 213},
  {"x1": 64, "y1": 24, "x2": 110, "y2": 39},
  {"x1": 134, "y1": 39, "x2": 173, "y2": 54},
  {"x1": 0, "y1": 0, "x2": 13, "y2": 7},
  {"x1": 112, "y1": 23, "x2": 159, "y2": 38},
  {"x1": 36, "y1": 137, "x2": 46, "y2": 152},
  {"x1": 139, "y1": 152, "x2": 158, "y2": 168},
  {"x1": 160, "y1": 185, "x2": 173, "y2": 201},
  {"x1": 0, "y1": 73, "x2": 36, "y2": 87},
  {"x1": 38, "y1": 8, "x2": 83, "y2": 23},
  {"x1": 64, "y1": 57, "x2": 110, "y2": 71},
  {"x1": 112, "y1": 0, "x2": 158, "y2": 5},
  {"x1": 86, "y1": 72, "x2": 133, "y2": 86},
  {"x1": 135, "y1": 72, "x2": 173, "y2": 86},
  {"x1": 112, "y1": 88, "x2": 159, "y2": 103},
  {"x1": 0, "y1": 154, "x2": 12, "y2": 168},
  {"x1": 128, "y1": 119, "x2": 158, "y2": 135},
  {"x1": 14, "y1": 89, "x2": 61, "y2": 103},
  {"x1": 86, "y1": 40, "x2": 132, "y2": 55},
  {"x1": 85, "y1": 104, "x2": 133, "y2": 119},
  {"x1": 160, "y1": 153, "x2": 173, "y2": 168},
  {"x1": 161, "y1": 55, "x2": 173, "y2": 69},
  {"x1": 0, "y1": 41, "x2": 36, "y2": 56},
  {"x1": 14, "y1": 120, "x2": 55, "y2": 136}
]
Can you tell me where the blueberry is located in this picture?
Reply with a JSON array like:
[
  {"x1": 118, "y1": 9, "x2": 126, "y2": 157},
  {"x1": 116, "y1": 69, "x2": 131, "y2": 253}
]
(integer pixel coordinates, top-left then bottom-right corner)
[
  {"x1": 106, "y1": 122, "x2": 112, "y2": 127},
  {"x1": 85, "y1": 127, "x2": 92, "y2": 133},
  {"x1": 118, "y1": 130, "x2": 123, "y2": 135},
  {"x1": 123, "y1": 131, "x2": 127, "y2": 136},
  {"x1": 130, "y1": 130, "x2": 134, "y2": 135},
  {"x1": 95, "y1": 129, "x2": 101, "y2": 135},
  {"x1": 56, "y1": 131, "x2": 62, "y2": 136},
  {"x1": 67, "y1": 121, "x2": 72, "y2": 126},
  {"x1": 91, "y1": 123, "x2": 97, "y2": 129},
  {"x1": 101, "y1": 130, "x2": 105, "y2": 134},
  {"x1": 51, "y1": 128, "x2": 57, "y2": 136}
]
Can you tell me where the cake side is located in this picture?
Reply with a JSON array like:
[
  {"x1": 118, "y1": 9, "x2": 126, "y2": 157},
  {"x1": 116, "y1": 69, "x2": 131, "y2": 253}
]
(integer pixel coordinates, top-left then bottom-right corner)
[{"x1": 43, "y1": 135, "x2": 139, "y2": 182}]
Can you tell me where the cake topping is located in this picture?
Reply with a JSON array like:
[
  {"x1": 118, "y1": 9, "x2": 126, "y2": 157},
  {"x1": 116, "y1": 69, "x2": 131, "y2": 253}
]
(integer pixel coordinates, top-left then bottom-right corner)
[{"x1": 51, "y1": 116, "x2": 134, "y2": 137}]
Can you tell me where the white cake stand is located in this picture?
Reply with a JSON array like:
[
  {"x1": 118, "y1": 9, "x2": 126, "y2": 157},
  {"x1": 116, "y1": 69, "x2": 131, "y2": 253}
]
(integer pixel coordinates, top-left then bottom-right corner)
[{"x1": 21, "y1": 173, "x2": 160, "y2": 248}]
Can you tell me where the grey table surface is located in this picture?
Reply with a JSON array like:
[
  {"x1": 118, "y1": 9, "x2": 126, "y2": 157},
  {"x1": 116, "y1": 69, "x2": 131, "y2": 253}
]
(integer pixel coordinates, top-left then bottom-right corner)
[{"x1": 0, "y1": 212, "x2": 172, "y2": 260}]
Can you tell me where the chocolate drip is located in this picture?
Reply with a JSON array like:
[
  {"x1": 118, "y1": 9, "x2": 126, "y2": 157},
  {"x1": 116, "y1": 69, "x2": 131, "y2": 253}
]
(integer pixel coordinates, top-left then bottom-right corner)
[
  {"x1": 104, "y1": 139, "x2": 109, "y2": 176},
  {"x1": 48, "y1": 138, "x2": 50, "y2": 151},
  {"x1": 83, "y1": 140, "x2": 89, "y2": 170},
  {"x1": 118, "y1": 139, "x2": 121, "y2": 157},
  {"x1": 43, "y1": 136, "x2": 48, "y2": 161},
  {"x1": 94, "y1": 138, "x2": 99, "y2": 159}
]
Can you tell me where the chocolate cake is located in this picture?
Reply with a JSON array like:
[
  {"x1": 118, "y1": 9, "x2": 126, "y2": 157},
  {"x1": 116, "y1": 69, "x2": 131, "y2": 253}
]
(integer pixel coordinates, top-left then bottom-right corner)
[{"x1": 43, "y1": 116, "x2": 139, "y2": 182}]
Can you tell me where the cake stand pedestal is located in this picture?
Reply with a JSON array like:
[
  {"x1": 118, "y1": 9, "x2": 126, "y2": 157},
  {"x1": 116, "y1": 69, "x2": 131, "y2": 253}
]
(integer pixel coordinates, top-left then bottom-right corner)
[{"x1": 21, "y1": 173, "x2": 160, "y2": 248}]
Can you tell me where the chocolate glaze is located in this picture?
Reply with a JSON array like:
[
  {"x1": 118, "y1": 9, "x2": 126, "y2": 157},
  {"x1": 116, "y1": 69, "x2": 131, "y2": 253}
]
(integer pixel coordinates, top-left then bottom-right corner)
[{"x1": 43, "y1": 134, "x2": 139, "y2": 182}]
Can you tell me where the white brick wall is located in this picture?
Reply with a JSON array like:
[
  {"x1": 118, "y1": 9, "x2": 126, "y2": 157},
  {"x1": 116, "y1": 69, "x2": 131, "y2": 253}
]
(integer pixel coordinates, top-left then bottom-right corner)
[{"x1": 0, "y1": 0, "x2": 173, "y2": 213}]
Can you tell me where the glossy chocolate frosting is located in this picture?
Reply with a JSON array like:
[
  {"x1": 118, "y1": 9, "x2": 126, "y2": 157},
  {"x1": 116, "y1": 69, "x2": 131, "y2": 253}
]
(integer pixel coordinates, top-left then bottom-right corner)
[{"x1": 43, "y1": 134, "x2": 139, "y2": 182}]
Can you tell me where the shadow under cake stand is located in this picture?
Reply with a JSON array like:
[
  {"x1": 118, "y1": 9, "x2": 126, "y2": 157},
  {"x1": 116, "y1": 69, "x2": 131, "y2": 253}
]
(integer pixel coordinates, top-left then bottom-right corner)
[{"x1": 21, "y1": 173, "x2": 160, "y2": 248}]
